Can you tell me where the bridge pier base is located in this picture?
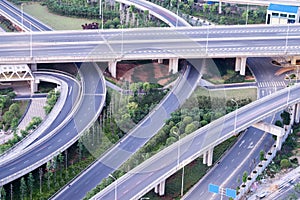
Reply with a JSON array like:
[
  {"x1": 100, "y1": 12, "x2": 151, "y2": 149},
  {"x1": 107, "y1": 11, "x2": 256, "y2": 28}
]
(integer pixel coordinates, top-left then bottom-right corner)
[
  {"x1": 169, "y1": 58, "x2": 178, "y2": 74},
  {"x1": 108, "y1": 60, "x2": 117, "y2": 78},
  {"x1": 235, "y1": 57, "x2": 247, "y2": 76},
  {"x1": 154, "y1": 180, "x2": 165, "y2": 196},
  {"x1": 218, "y1": 1, "x2": 222, "y2": 14}
]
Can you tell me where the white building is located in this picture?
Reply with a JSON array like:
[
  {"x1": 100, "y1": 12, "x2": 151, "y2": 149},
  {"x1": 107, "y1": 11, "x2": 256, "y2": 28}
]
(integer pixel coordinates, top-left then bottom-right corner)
[{"x1": 266, "y1": 3, "x2": 300, "y2": 24}]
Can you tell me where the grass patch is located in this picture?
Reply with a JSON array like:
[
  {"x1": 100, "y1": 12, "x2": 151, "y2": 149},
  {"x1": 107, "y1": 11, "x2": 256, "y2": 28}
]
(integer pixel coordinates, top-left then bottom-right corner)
[
  {"x1": 194, "y1": 87, "x2": 257, "y2": 102},
  {"x1": 22, "y1": 2, "x2": 101, "y2": 30}
]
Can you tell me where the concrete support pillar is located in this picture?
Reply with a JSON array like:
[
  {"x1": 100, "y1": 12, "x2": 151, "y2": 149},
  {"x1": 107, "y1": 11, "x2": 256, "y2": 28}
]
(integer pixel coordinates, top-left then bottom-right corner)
[
  {"x1": 154, "y1": 185, "x2": 159, "y2": 194},
  {"x1": 240, "y1": 57, "x2": 247, "y2": 76},
  {"x1": 295, "y1": 103, "x2": 300, "y2": 124},
  {"x1": 119, "y1": 3, "x2": 124, "y2": 11},
  {"x1": 218, "y1": 1, "x2": 222, "y2": 14},
  {"x1": 30, "y1": 63, "x2": 37, "y2": 71},
  {"x1": 30, "y1": 79, "x2": 39, "y2": 94},
  {"x1": 289, "y1": 105, "x2": 296, "y2": 125},
  {"x1": 276, "y1": 135, "x2": 283, "y2": 150},
  {"x1": 235, "y1": 57, "x2": 241, "y2": 72},
  {"x1": 169, "y1": 58, "x2": 178, "y2": 74},
  {"x1": 157, "y1": 59, "x2": 163, "y2": 64},
  {"x1": 108, "y1": 60, "x2": 117, "y2": 78},
  {"x1": 158, "y1": 180, "x2": 165, "y2": 196},
  {"x1": 207, "y1": 148, "x2": 214, "y2": 167},
  {"x1": 291, "y1": 56, "x2": 300, "y2": 65},
  {"x1": 235, "y1": 57, "x2": 247, "y2": 75},
  {"x1": 203, "y1": 151, "x2": 208, "y2": 165}
]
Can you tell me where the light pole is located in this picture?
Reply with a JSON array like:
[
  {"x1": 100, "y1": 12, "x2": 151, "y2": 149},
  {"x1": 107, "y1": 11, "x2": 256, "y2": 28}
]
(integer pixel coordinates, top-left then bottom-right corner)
[
  {"x1": 21, "y1": 3, "x2": 24, "y2": 30},
  {"x1": 109, "y1": 174, "x2": 117, "y2": 200},
  {"x1": 175, "y1": 0, "x2": 179, "y2": 27},
  {"x1": 245, "y1": 3, "x2": 249, "y2": 25},
  {"x1": 231, "y1": 99, "x2": 238, "y2": 134},
  {"x1": 285, "y1": 24, "x2": 289, "y2": 54},
  {"x1": 172, "y1": 127, "x2": 184, "y2": 196},
  {"x1": 30, "y1": 21, "x2": 32, "y2": 58},
  {"x1": 206, "y1": 25, "x2": 209, "y2": 54},
  {"x1": 99, "y1": 0, "x2": 103, "y2": 29},
  {"x1": 286, "y1": 74, "x2": 292, "y2": 105}
]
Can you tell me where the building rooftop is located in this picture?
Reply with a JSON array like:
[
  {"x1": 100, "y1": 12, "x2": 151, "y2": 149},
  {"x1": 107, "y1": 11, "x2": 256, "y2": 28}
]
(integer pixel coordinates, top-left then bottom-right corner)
[{"x1": 268, "y1": 3, "x2": 299, "y2": 14}]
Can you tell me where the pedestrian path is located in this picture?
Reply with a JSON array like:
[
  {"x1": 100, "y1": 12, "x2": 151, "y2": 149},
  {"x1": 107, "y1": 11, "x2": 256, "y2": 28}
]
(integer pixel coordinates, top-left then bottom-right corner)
[
  {"x1": 17, "y1": 98, "x2": 47, "y2": 134},
  {"x1": 257, "y1": 81, "x2": 287, "y2": 88}
]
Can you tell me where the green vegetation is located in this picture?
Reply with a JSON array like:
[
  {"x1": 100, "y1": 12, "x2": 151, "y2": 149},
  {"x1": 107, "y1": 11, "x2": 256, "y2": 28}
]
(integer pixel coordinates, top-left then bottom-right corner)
[
  {"x1": 0, "y1": 116, "x2": 42, "y2": 154},
  {"x1": 202, "y1": 58, "x2": 254, "y2": 84},
  {"x1": 44, "y1": 89, "x2": 60, "y2": 115},
  {"x1": 149, "y1": 0, "x2": 266, "y2": 25},
  {"x1": 0, "y1": 82, "x2": 167, "y2": 199}
]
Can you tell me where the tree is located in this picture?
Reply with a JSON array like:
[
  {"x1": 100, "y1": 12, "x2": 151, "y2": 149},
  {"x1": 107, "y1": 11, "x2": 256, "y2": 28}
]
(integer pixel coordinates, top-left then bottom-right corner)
[
  {"x1": 280, "y1": 159, "x2": 291, "y2": 169},
  {"x1": 294, "y1": 183, "x2": 300, "y2": 193},
  {"x1": 242, "y1": 171, "x2": 248, "y2": 183},
  {"x1": 39, "y1": 168, "x2": 43, "y2": 194},
  {"x1": 281, "y1": 111, "x2": 291, "y2": 125},
  {"x1": 185, "y1": 123, "x2": 196, "y2": 134},
  {"x1": 0, "y1": 186, "x2": 6, "y2": 200},
  {"x1": 20, "y1": 177, "x2": 27, "y2": 200},
  {"x1": 27, "y1": 173, "x2": 34, "y2": 200},
  {"x1": 259, "y1": 150, "x2": 265, "y2": 161}
]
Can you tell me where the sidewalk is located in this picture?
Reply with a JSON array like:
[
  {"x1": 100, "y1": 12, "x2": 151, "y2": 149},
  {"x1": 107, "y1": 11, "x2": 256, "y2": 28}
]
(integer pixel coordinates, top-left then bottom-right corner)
[{"x1": 0, "y1": 85, "x2": 47, "y2": 145}]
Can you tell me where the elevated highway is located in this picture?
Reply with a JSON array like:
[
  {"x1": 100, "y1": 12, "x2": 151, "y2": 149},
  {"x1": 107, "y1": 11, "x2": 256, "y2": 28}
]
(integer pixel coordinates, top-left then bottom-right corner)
[
  {"x1": 0, "y1": 24, "x2": 300, "y2": 64},
  {"x1": 94, "y1": 78, "x2": 300, "y2": 200}
]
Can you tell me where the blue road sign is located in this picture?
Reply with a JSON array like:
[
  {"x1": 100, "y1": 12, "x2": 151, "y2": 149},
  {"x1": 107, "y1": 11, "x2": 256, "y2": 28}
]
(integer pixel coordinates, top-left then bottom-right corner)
[
  {"x1": 226, "y1": 188, "x2": 237, "y2": 198},
  {"x1": 208, "y1": 184, "x2": 219, "y2": 194}
]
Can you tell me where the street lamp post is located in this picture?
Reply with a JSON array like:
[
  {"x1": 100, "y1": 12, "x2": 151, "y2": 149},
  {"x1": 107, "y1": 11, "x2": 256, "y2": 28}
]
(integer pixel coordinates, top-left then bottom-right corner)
[
  {"x1": 231, "y1": 99, "x2": 238, "y2": 134},
  {"x1": 172, "y1": 127, "x2": 184, "y2": 196},
  {"x1": 21, "y1": 3, "x2": 24, "y2": 30},
  {"x1": 286, "y1": 74, "x2": 292, "y2": 105},
  {"x1": 109, "y1": 174, "x2": 117, "y2": 200},
  {"x1": 245, "y1": 3, "x2": 249, "y2": 25}
]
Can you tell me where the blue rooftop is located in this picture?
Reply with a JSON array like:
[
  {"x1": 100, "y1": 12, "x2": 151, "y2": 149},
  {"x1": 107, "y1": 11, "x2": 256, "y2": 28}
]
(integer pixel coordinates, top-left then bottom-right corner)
[{"x1": 268, "y1": 3, "x2": 298, "y2": 14}]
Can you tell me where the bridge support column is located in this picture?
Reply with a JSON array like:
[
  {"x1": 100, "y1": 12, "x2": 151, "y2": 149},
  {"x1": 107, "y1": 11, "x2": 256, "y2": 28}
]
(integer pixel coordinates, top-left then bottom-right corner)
[
  {"x1": 289, "y1": 105, "x2": 296, "y2": 125},
  {"x1": 30, "y1": 63, "x2": 37, "y2": 71},
  {"x1": 108, "y1": 60, "x2": 117, "y2": 78},
  {"x1": 157, "y1": 59, "x2": 163, "y2": 64},
  {"x1": 30, "y1": 79, "x2": 39, "y2": 93},
  {"x1": 119, "y1": 3, "x2": 124, "y2": 11},
  {"x1": 169, "y1": 58, "x2": 178, "y2": 74},
  {"x1": 207, "y1": 148, "x2": 213, "y2": 166},
  {"x1": 154, "y1": 180, "x2": 166, "y2": 196},
  {"x1": 159, "y1": 180, "x2": 165, "y2": 196},
  {"x1": 235, "y1": 57, "x2": 247, "y2": 76},
  {"x1": 235, "y1": 57, "x2": 241, "y2": 72},
  {"x1": 218, "y1": 1, "x2": 222, "y2": 14},
  {"x1": 291, "y1": 56, "x2": 300, "y2": 65},
  {"x1": 203, "y1": 148, "x2": 214, "y2": 166},
  {"x1": 295, "y1": 103, "x2": 300, "y2": 124},
  {"x1": 203, "y1": 150, "x2": 207, "y2": 165}
]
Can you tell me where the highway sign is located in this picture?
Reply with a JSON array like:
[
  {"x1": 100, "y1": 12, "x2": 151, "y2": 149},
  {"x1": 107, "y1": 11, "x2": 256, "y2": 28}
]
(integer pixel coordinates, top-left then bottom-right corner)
[
  {"x1": 226, "y1": 188, "x2": 237, "y2": 198},
  {"x1": 208, "y1": 184, "x2": 219, "y2": 194}
]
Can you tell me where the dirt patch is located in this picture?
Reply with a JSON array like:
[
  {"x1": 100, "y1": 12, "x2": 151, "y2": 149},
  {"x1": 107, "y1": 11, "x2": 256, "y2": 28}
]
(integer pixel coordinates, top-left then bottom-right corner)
[{"x1": 115, "y1": 61, "x2": 173, "y2": 86}]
